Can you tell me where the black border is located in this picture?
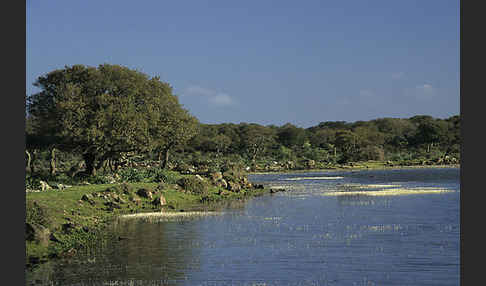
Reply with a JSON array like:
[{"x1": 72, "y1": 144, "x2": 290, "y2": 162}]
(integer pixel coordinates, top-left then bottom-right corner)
[{"x1": 5, "y1": 0, "x2": 26, "y2": 284}]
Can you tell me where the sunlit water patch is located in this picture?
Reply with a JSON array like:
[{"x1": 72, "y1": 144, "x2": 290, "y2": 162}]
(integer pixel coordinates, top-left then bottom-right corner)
[
  {"x1": 323, "y1": 187, "x2": 455, "y2": 197},
  {"x1": 283, "y1": 176, "x2": 345, "y2": 181}
]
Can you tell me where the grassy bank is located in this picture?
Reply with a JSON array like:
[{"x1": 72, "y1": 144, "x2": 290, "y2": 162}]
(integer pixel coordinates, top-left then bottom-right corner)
[{"x1": 25, "y1": 176, "x2": 269, "y2": 269}]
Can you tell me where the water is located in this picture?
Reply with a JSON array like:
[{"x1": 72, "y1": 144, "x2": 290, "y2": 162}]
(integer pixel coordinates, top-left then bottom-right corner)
[{"x1": 26, "y1": 168, "x2": 460, "y2": 285}]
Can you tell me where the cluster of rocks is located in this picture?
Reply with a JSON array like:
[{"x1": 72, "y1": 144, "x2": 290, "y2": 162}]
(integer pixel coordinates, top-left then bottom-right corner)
[
  {"x1": 206, "y1": 171, "x2": 264, "y2": 196},
  {"x1": 26, "y1": 181, "x2": 73, "y2": 193},
  {"x1": 79, "y1": 185, "x2": 167, "y2": 211}
]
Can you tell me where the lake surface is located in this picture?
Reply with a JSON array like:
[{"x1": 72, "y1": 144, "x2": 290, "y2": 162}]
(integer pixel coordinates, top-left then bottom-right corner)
[{"x1": 26, "y1": 167, "x2": 460, "y2": 285}]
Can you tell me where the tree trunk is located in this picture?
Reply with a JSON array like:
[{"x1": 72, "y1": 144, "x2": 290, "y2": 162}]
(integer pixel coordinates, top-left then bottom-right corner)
[
  {"x1": 83, "y1": 153, "x2": 97, "y2": 176},
  {"x1": 108, "y1": 158, "x2": 116, "y2": 172},
  {"x1": 50, "y1": 148, "x2": 57, "y2": 176},
  {"x1": 161, "y1": 147, "x2": 170, "y2": 169},
  {"x1": 31, "y1": 150, "x2": 38, "y2": 175},
  {"x1": 26, "y1": 150, "x2": 32, "y2": 173}
]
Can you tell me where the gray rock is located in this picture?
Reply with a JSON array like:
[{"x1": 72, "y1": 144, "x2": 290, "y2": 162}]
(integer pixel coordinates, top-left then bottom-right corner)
[
  {"x1": 210, "y1": 172, "x2": 223, "y2": 182},
  {"x1": 39, "y1": 181, "x2": 51, "y2": 191},
  {"x1": 137, "y1": 188, "x2": 153, "y2": 199},
  {"x1": 152, "y1": 195, "x2": 167, "y2": 207},
  {"x1": 26, "y1": 223, "x2": 51, "y2": 247},
  {"x1": 227, "y1": 181, "x2": 241, "y2": 192},
  {"x1": 81, "y1": 194, "x2": 96, "y2": 205}
]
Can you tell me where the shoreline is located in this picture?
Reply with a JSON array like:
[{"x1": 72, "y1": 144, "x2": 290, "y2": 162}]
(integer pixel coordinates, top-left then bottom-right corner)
[
  {"x1": 249, "y1": 164, "x2": 460, "y2": 175},
  {"x1": 25, "y1": 180, "x2": 270, "y2": 270}
]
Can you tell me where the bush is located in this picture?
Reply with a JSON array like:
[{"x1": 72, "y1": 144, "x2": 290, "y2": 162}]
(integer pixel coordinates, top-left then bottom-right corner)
[
  {"x1": 26, "y1": 176, "x2": 41, "y2": 190},
  {"x1": 26, "y1": 200, "x2": 52, "y2": 228},
  {"x1": 115, "y1": 183, "x2": 133, "y2": 194},
  {"x1": 87, "y1": 174, "x2": 113, "y2": 184},
  {"x1": 118, "y1": 168, "x2": 147, "y2": 183},
  {"x1": 118, "y1": 167, "x2": 181, "y2": 183},
  {"x1": 155, "y1": 169, "x2": 181, "y2": 184},
  {"x1": 177, "y1": 177, "x2": 208, "y2": 195}
]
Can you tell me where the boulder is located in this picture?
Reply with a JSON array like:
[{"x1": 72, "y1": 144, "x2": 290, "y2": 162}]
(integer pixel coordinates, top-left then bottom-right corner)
[
  {"x1": 218, "y1": 179, "x2": 228, "y2": 189},
  {"x1": 61, "y1": 222, "x2": 76, "y2": 234},
  {"x1": 81, "y1": 194, "x2": 96, "y2": 205},
  {"x1": 26, "y1": 223, "x2": 51, "y2": 247},
  {"x1": 55, "y1": 183, "x2": 71, "y2": 190},
  {"x1": 218, "y1": 189, "x2": 230, "y2": 196},
  {"x1": 227, "y1": 181, "x2": 241, "y2": 192},
  {"x1": 105, "y1": 175, "x2": 117, "y2": 184},
  {"x1": 104, "y1": 201, "x2": 122, "y2": 209},
  {"x1": 136, "y1": 188, "x2": 153, "y2": 199},
  {"x1": 129, "y1": 196, "x2": 141, "y2": 205},
  {"x1": 306, "y1": 159, "x2": 316, "y2": 169},
  {"x1": 210, "y1": 172, "x2": 223, "y2": 182},
  {"x1": 152, "y1": 195, "x2": 167, "y2": 207},
  {"x1": 195, "y1": 174, "x2": 205, "y2": 181},
  {"x1": 39, "y1": 181, "x2": 51, "y2": 191}
]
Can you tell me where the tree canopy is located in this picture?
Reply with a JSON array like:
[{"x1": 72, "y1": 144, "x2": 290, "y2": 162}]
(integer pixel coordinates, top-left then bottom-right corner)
[{"x1": 27, "y1": 64, "x2": 198, "y2": 175}]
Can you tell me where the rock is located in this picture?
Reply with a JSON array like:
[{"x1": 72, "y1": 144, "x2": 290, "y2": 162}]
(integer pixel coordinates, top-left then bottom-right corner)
[
  {"x1": 195, "y1": 174, "x2": 205, "y2": 181},
  {"x1": 49, "y1": 232, "x2": 62, "y2": 243},
  {"x1": 218, "y1": 189, "x2": 230, "y2": 196},
  {"x1": 62, "y1": 222, "x2": 76, "y2": 234},
  {"x1": 253, "y1": 184, "x2": 264, "y2": 189},
  {"x1": 104, "y1": 201, "x2": 121, "y2": 209},
  {"x1": 26, "y1": 223, "x2": 50, "y2": 247},
  {"x1": 129, "y1": 196, "x2": 141, "y2": 205},
  {"x1": 136, "y1": 188, "x2": 153, "y2": 199},
  {"x1": 39, "y1": 181, "x2": 51, "y2": 191},
  {"x1": 105, "y1": 175, "x2": 117, "y2": 184},
  {"x1": 61, "y1": 248, "x2": 77, "y2": 258},
  {"x1": 306, "y1": 159, "x2": 316, "y2": 169},
  {"x1": 219, "y1": 179, "x2": 228, "y2": 189},
  {"x1": 227, "y1": 181, "x2": 241, "y2": 192},
  {"x1": 81, "y1": 194, "x2": 96, "y2": 205},
  {"x1": 152, "y1": 195, "x2": 167, "y2": 207},
  {"x1": 210, "y1": 172, "x2": 223, "y2": 182}
]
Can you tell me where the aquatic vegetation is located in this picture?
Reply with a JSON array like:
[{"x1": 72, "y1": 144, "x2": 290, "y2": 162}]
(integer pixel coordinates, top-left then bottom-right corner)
[
  {"x1": 357, "y1": 184, "x2": 401, "y2": 188},
  {"x1": 119, "y1": 211, "x2": 224, "y2": 222},
  {"x1": 322, "y1": 187, "x2": 454, "y2": 196},
  {"x1": 283, "y1": 176, "x2": 344, "y2": 181}
]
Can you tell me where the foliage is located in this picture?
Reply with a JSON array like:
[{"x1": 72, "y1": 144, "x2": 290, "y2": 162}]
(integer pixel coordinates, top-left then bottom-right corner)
[
  {"x1": 27, "y1": 64, "x2": 197, "y2": 175},
  {"x1": 176, "y1": 177, "x2": 209, "y2": 195},
  {"x1": 26, "y1": 201, "x2": 52, "y2": 228},
  {"x1": 118, "y1": 167, "x2": 181, "y2": 183}
]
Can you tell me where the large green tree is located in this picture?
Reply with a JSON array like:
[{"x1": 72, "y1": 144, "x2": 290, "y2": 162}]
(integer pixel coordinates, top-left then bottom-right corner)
[{"x1": 27, "y1": 64, "x2": 197, "y2": 175}]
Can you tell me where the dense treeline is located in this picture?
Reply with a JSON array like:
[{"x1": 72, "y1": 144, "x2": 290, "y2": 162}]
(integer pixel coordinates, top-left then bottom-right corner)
[
  {"x1": 180, "y1": 115, "x2": 460, "y2": 169},
  {"x1": 25, "y1": 64, "x2": 460, "y2": 187}
]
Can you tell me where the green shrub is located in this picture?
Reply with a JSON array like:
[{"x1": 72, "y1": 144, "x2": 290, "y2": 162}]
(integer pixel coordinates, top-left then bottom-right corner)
[
  {"x1": 26, "y1": 176, "x2": 41, "y2": 190},
  {"x1": 87, "y1": 174, "x2": 113, "y2": 184},
  {"x1": 118, "y1": 167, "x2": 181, "y2": 183},
  {"x1": 176, "y1": 177, "x2": 208, "y2": 195},
  {"x1": 26, "y1": 200, "x2": 52, "y2": 228},
  {"x1": 118, "y1": 168, "x2": 147, "y2": 183},
  {"x1": 154, "y1": 169, "x2": 181, "y2": 184}
]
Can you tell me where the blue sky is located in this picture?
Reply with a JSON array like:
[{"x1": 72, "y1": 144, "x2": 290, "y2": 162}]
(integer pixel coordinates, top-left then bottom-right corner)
[{"x1": 27, "y1": 0, "x2": 459, "y2": 127}]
